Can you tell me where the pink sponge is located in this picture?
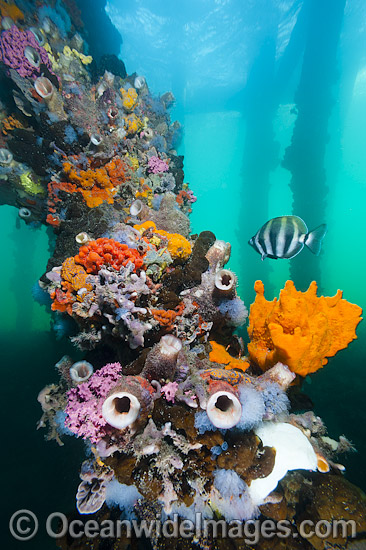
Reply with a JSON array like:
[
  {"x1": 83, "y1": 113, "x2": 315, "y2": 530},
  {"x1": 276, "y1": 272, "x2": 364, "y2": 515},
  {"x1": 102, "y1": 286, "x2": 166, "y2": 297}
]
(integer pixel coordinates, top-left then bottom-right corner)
[
  {"x1": 65, "y1": 362, "x2": 122, "y2": 443},
  {"x1": 147, "y1": 156, "x2": 169, "y2": 174},
  {"x1": 161, "y1": 381, "x2": 179, "y2": 403}
]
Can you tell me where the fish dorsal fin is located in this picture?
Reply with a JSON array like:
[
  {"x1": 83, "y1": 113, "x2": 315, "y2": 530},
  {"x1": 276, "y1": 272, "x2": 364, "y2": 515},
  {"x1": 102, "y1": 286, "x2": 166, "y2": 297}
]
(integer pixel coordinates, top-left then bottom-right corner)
[{"x1": 305, "y1": 224, "x2": 328, "y2": 255}]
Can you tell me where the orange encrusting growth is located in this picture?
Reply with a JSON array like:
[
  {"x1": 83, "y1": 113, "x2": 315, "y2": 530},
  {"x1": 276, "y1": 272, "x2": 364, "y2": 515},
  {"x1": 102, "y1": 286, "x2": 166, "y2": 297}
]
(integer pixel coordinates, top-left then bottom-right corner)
[
  {"x1": 1, "y1": 114, "x2": 23, "y2": 135},
  {"x1": 50, "y1": 287, "x2": 74, "y2": 314},
  {"x1": 105, "y1": 158, "x2": 128, "y2": 186},
  {"x1": 0, "y1": 1, "x2": 24, "y2": 21},
  {"x1": 50, "y1": 257, "x2": 92, "y2": 313},
  {"x1": 61, "y1": 158, "x2": 127, "y2": 208},
  {"x1": 46, "y1": 213, "x2": 61, "y2": 227},
  {"x1": 176, "y1": 189, "x2": 194, "y2": 213},
  {"x1": 75, "y1": 238, "x2": 144, "y2": 274},
  {"x1": 120, "y1": 87, "x2": 138, "y2": 111},
  {"x1": 61, "y1": 257, "x2": 92, "y2": 292},
  {"x1": 247, "y1": 280, "x2": 363, "y2": 377},
  {"x1": 134, "y1": 221, "x2": 192, "y2": 260},
  {"x1": 209, "y1": 341, "x2": 250, "y2": 373},
  {"x1": 46, "y1": 158, "x2": 129, "y2": 224},
  {"x1": 150, "y1": 303, "x2": 185, "y2": 331}
]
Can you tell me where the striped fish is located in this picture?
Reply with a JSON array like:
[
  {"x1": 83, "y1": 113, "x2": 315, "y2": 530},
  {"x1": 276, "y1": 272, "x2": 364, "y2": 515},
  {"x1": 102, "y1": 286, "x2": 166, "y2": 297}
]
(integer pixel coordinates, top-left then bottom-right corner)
[{"x1": 248, "y1": 216, "x2": 327, "y2": 260}]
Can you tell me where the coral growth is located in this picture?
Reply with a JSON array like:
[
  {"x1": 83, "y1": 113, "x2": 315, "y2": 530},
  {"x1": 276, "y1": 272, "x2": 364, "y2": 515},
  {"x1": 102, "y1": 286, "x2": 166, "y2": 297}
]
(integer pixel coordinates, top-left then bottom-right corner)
[
  {"x1": 120, "y1": 87, "x2": 138, "y2": 111},
  {"x1": 75, "y1": 238, "x2": 144, "y2": 273},
  {"x1": 56, "y1": 157, "x2": 128, "y2": 209},
  {"x1": 61, "y1": 257, "x2": 91, "y2": 292},
  {"x1": 65, "y1": 362, "x2": 123, "y2": 443},
  {"x1": 147, "y1": 155, "x2": 169, "y2": 174},
  {"x1": 150, "y1": 305, "x2": 184, "y2": 330},
  {"x1": 1, "y1": 114, "x2": 23, "y2": 135},
  {"x1": 0, "y1": 1, "x2": 24, "y2": 21},
  {"x1": 0, "y1": 24, "x2": 52, "y2": 78},
  {"x1": 50, "y1": 256, "x2": 92, "y2": 313},
  {"x1": 134, "y1": 220, "x2": 192, "y2": 261}
]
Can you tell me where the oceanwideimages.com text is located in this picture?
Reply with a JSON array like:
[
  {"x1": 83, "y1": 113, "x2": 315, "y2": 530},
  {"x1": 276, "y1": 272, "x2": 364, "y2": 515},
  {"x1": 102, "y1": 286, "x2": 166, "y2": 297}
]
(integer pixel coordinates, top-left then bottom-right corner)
[{"x1": 9, "y1": 510, "x2": 357, "y2": 544}]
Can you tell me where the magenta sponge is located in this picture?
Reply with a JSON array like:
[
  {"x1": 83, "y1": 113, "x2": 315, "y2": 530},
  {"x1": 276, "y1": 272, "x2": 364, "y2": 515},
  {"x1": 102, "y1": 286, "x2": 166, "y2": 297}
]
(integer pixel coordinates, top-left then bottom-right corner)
[
  {"x1": 0, "y1": 25, "x2": 52, "y2": 78},
  {"x1": 65, "y1": 362, "x2": 123, "y2": 443}
]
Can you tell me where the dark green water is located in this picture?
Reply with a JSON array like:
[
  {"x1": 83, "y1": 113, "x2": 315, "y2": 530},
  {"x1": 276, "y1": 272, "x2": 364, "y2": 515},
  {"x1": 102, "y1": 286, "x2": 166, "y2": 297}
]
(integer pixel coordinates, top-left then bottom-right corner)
[{"x1": 0, "y1": 207, "x2": 79, "y2": 549}]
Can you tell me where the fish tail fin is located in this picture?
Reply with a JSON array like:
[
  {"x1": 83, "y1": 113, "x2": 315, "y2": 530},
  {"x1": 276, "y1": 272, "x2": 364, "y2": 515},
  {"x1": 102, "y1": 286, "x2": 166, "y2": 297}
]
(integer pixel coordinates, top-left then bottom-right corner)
[{"x1": 304, "y1": 224, "x2": 327, "y2": 255}]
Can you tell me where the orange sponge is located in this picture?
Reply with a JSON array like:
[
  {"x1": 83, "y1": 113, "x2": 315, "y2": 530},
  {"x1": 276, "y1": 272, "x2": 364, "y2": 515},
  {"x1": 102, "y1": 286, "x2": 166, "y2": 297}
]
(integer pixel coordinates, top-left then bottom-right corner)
[
  {"x1": 75, "y1": 238, "x2": 144, "y2": 274},
  {"x1": 247, "y1": 280, "x2": 362, "y2": 377},
  {"x1": 209, "y1": 341, "x2": 249, "y2": 373},
  {"x1": 134, "y1": 221, "x2": 192, "y2": 260}
]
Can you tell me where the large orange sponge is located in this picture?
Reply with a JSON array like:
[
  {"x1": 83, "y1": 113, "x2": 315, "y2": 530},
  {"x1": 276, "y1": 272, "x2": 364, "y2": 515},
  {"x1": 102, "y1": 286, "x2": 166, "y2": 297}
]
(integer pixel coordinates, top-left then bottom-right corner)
[{"x1": 247, "y1": 280, "x2": 362, "y2": 377}]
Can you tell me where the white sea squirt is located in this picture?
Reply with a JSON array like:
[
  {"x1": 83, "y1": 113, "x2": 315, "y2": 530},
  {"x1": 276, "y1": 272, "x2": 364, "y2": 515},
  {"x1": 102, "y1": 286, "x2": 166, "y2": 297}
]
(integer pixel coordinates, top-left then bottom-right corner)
[{"x1": 247, "y1": 422, "x2": 318, "y2": 506}]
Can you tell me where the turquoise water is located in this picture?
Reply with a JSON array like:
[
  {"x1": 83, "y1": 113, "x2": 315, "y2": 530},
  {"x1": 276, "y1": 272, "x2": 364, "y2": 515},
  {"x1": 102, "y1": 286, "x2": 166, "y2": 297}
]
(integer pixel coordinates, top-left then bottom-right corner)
[{"x1": 2, "y1": 0, "x2": 366, "y2": 548}]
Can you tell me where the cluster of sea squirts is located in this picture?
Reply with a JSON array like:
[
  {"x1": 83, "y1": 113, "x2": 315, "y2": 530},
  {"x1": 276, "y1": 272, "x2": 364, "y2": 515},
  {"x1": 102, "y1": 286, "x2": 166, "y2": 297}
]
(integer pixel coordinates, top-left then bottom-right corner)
[{"x1": 0, "y1": 2, "x2": 365, "y2": 549}]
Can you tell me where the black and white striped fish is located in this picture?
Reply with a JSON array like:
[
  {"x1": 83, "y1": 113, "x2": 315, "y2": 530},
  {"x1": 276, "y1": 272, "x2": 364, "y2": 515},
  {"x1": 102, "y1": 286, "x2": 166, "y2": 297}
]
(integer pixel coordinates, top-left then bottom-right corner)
[{"x1": 248, "y1": 216, "x2": 327, "y2": 260}]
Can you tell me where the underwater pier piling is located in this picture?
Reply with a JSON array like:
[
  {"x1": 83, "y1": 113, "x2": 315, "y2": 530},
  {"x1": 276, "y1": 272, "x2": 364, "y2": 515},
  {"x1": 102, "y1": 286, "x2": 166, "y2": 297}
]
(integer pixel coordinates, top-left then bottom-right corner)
[{"x1": 283, "y1": 0, "x2": 346, "y2": 290}]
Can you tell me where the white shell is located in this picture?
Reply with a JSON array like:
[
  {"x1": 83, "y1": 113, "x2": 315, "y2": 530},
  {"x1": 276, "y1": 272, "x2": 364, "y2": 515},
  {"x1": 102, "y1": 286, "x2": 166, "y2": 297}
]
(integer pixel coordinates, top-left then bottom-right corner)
[
  {"x1": 206, "y1": 240, "x2": 231, "y2": 270},
  {"x1": 143, "y1": 128, "x2": 154, "y2": 140},
  {"x1": 103, "y1": 70, "x2": 115, "y2": 86},
  {"x1": 29, "y1": 27, "x2": 45, "y2": 46},
  {"x1": 214, "y1": 269, "x2": 236, "y2": 292},
  {"x1": 0, "y1": 148, "x2": 13, "y2": 165},
  {"x1": 70, "y1": 361, "x2": 94, "y2": 383},
  {"x1": 34, "y1": 76, "x2": 54, "y2": 100},
  {"x1": 102, "y1": 391, "x2": 141, "y2": 429},
  {"x1": 41, "y1": 17, "x2": 52, "y2": 33},
  {"x1": 75, "y1": 232, "x2": 90, "y2": 245},
  {"x1": 258, "y1": 362, "x2": 296, "y2": 390},
  {"x1": 206, "y1": 390, "x2": 242, "y2": 429},
  {"x1": 1, "y1": 16, "x2": 14, "y2": 30},
  {"x1": 160, "y1": 335, "x2": 182, "y2": 357},
  {"x1": 134, "y1": 76, "x2": 146, "y2": 89},
  {"x1": 19, "y1": 207, "x2": 31, "y2": 219},
  {"x1": 90, "y1": 134, "x2": 103, "y2": 146},
  {"x1": 24, "y1": 46, "x2": 41, "y2": 68},
  {"x1": 129, "y1": 199, "x2": 143, "y2": 217}
]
